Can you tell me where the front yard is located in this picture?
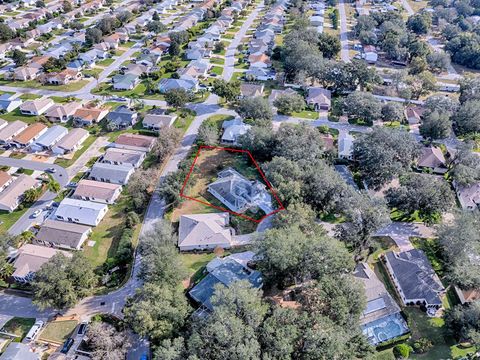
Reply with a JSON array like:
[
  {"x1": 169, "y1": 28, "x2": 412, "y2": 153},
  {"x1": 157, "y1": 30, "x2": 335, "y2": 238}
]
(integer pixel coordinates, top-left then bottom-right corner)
[
  {"x1": 1, "y1": 317, "x2": 35, "y2": 340},
  {"x1": 0, "y1": 79, "x2": 90, "y2": 92},
  {"x1": 39, "y1": 320, "x2": 78, "y2": 344}
]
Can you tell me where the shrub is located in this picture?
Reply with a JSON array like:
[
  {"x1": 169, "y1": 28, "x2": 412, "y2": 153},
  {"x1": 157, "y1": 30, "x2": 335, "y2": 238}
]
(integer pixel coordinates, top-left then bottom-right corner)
[
  {"x1": 393, "y1": 344, "x2": 412, "y2": 359},
  {"x1": 413, "y1": 338, "x2": 433, "y2": 354},
  {"x1": 125, "y1": 211, "x2": 140, "y2": 228}
]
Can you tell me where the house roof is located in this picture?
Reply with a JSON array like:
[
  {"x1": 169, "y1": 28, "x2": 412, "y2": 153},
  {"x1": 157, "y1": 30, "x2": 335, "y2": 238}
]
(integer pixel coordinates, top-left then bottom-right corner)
[
  {"x1": 240, "y1": 83, "x2": 264, "y2": 97},
  {"x1": 189, "y1": 257, "x2": 262, "y2": 311},
  {"x1": 143, "y1": 113, "x2": 177, "y2": 128},
  {"x1": 307, "y1": 87, "x2": 331, "y2": 105},
  {"x1": 12, "y1": 123, "x2": 47, "y2": 145},
  {"x1": 221, "y1": 121, "x2": 251, "y2": 142},
  {"x1": 89, "y1": 162, "x2": 133, "y2": 183},
  {"x1": 178, "y1": 213, "x2": 232, "y2": 248},
  {"x1": 54, "y1": 128, "x2": 88, "y2": 151},
  {"x1": 45, "y1": 102, "x2": 82, "y2": 119},
  {"x1": 384, "y1": 249, "x2": 445, "y2": 306},
  {"x1": 56, "y1": 198, "x2": 108, "y2": 223},
  {"x1": 456, "y1": 181, "x2": 480, "y2": 210},
  {"x1": 73, "y1": 107, "x2": 108, "y2": 123},
  {"x1": 107, "y1": 105, "x2": 137, "y2": 125},
  {"x1": 34, "y1": 125, "x2": 68, "y2": 147},
  {"x1": 0, "y1": 94, "x2": 22, "y2": 110},
  {"x1": 353, "y1": 263, "x2": 402, "y2": 326},
  {"x1": 0, "y1": 171, "x2": 12, "y2": 189},
  {"x1": 13, "y1": 244, "x2": 71, "y2": 278},
  {"x1": 0, "y1": 121, "x2": 27, "y2": 142},
  {"x1": 73, "y1": 179, "x2": 122, "y2": 202},
  {"x1": 268, "y1": 88, "x2": 297, "y2": 103},
  {"x1": 417, "y1": 146, "x2": 446, "y2": 169},
  {"x1": 20, "y1": 98, "x2": 54, "y2": 113},
  {"x1": 35, "y1": 220, "x2": 91, "y2": 249},
  {"x1": 115, "y1": 133, "x2": 156, "y2": 149},
  {"x1": 102, "y1": 147, "x2": 144, "y2": 166}
]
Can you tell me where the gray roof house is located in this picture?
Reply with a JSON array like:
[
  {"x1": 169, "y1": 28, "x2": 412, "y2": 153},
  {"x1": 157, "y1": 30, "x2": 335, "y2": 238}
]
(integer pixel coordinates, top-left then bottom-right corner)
[
  {"x1": 112, "y1": 73, "x2": 139, "y2": 91},
  {"x1": 107, "y1": 105, "x2": 138, "y2": 129},
  {"x1": 189, "y1": 253, "x2": 263, "y2": 313},
  {"x1": 73, "y1": 179, "x2": 122, "y2": 204},
  {"x1": 89, "y1": 162, "x2": 135, "y2": 185},
  {"x1": 221, "y1": 119, "x2": 251, "y2": 144},
  {"x1": 0, "y1": 93, "x2": 22, "y2": 113},
  {"x1": 306, "y1": 87, "x2": 331, "y2": 110},
  {"x1": 34, "y1": 220, "x2": 92, "y2": 250},
  {"x1": 101, "y1": 147, "x2": 145, "y2": 168},
  {"x1": 55, "y1": 198, "x2": 108, "y2": 226},
  {"x1": 0, "y1": 342, "x2": 40, "y2": 360},
  {"x1": 52, "y1": 128, "x2": 89, "y2": 155},
  {"x1": 456, "y1": 181, "x2": 480, "y2": 210},
  {"x1": 417, "y1": 146, "x2": 447, "y2": 174},
  {"x1": 158, "y1": 77, "x2": 198, "y2": 93},
  {"x1": 354, "y1": 263, "x2": 409, "y2": 345},
  {"x1": 338, "y1": 132, "x2": 355, "y2": 160},
  {"x1": 383, "y1": 249, "x2": 446, "y2": 314},
  {"x1": 178, "y1": 212, "x2": 233, "y2": 251},
  {"x1": 30, "y1": 125, "x2": 68, "y2": 152},
  {"x1": 207, "y1": 168, "x2": 273, "y2": 214},
  {"x1": 142, "y1": 113, "x2": 177, "y2": 131}
]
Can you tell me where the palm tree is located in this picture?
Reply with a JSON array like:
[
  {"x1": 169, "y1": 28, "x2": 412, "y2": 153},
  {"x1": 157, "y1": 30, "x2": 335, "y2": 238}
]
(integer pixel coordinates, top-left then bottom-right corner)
[
  {"x1": 0, "y1": 263, "x2": 14, "y2": 281},
  {"x1": 23, "y1": 188, "x2": 40, "y2": 203},
  {"x1": 46, "y1": 174, "x2": 61, "y2": 193}
]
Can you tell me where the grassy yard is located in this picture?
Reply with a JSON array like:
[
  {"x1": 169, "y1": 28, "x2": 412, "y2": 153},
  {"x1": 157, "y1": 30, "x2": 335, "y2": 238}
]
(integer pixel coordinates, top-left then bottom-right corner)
[
  {"x1": 210, "y1": 66, "x2": 223, "y2": 76},
  {"x1": 39, "y1": 320, "x2": 77, "y2": 344},
  {"x1": 96, "y1": 58, "x2": 115, "y2": 67},
  {"x1": 84, "y1": 194, "x2": 132, "y2": 268},
  {"x1": 0, "y1": 207, "x2": 30, "y2": 233},
  {"x1": 292, "y1": 110, "x2": 319, "y2": 120},
  {"x1": 18, "y1": 93, "x2": 42, "y2": 101},
  {"x1": 1, "y1": 317, "x2": 35, "y2": 340},
  {"x1": 0, "y1": 79, "x2": 89, "y2": 92},
  {"x1": 0, "y1": 109, "x2": 39, "y2": 124},
  {"x1": 54, "y1": 135, "x2": 96, "y2": 168},
  {"x1": 210, "y1": 57, "x2": 225, "y2": 65},
  {"x1": 181, "y1": 253, "x2": 217, "y2": 277},
  {"x1": 172, "y1": 110, "x2": 195, "y2": 134}
]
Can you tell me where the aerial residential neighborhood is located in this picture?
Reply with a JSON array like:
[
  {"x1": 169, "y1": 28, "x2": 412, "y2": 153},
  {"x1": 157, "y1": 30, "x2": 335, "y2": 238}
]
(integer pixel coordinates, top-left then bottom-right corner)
[{"x1": 0, "y1": 0, "x2": 479, "y2": 358}]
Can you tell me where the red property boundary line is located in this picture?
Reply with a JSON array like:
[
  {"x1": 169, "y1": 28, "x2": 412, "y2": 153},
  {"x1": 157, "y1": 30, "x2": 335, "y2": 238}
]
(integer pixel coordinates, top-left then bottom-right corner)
[{"x1": 179, "y1": 145, "x2": 285, "y2": 223}]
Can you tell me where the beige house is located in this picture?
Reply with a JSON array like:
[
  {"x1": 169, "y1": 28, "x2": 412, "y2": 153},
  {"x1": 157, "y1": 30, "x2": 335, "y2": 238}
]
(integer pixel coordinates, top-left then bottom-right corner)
[
  {"x1": 45, "y1": 102, "x2": 82, "y2": 123},
  {"x1": 52, "y1": 128, "x2": 89, "y2": 155},
  {"x1": 73, "y1": 107, "x2": 109, "y2": 126},
  {"x1": 306, "y1": 87, "x2": 331, "y2": 111},
  {"x1": 34, "y1": 220, "x2": 92, "y2": 250},
  {"x1": 142, "y1": 114, "x2": 177, "y2": 131},
  {"x1": 417, "y1": 146, "x2": 447, "y2": 174},
  {"x1": 0, "y1": 175, "x2": 37, "y2": 212},
  {"x1": 0, "y1": 121, "x2": 27, "y2": 144},
  {"x1": 12, "y1": 244, "x2": 72, "y2": 283},
  {"x1": 0, "y1": 171, "x2": 13, "y2": 192},
  {"x1": 114, "y1": 133, "x2": 156, "y2": 152},
  {"x1": 178, "y1": 213, "x2": 234, "y2": 251},
  {"x1": 11, "y1": 123, "x2": 48, "y2": 148},
  {"x1": 20, "y1": 98, "x2": 54, "y2": 116},
  {"x1": 72, "y1": 179, "x2": 122, "y2": 204}
]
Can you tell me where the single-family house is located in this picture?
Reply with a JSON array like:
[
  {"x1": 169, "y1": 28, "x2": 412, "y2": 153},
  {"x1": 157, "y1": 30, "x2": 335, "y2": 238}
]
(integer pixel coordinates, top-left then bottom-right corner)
[
  {"x1": 30, "y1": 125, "x2": 68, "y2": 152},
  {"x1": 136, "y1": 53, "x2": 161, "y2": 68},
  {"x1": 455, "y1": 181, "x2": 480, "y2": 210},
  {"x1": 383, "y1": 249, "x2": 445, "y2": 314},
  {"x1": 72, "y1": 179, "x2": 122, "y2": 204},
  {"x1": 353, "y1": 263, "x2": 409, "y2": 345},
  {"x1": 66, "y1": 59, "x2": 85, "y2": 72},
  {"x1": 245, "y1": 66, "x2": 276, "y2": 81},
  {"x1": 0, "y1": 171, "x2": 13, "y2": 192},
  {"x1": 0, "y1": 121, "x2": 28, "y2": 144},
  {"x1": 101, "y1": 148, "x2": 145, "y2": 168},
  {"x1": 19, "y1": 98, "x2": 54, "y2": 116},
  {"x1": 142, "y1": 113, "x2": 177, "y2": 131},
  {"x1": 178, "y1": 212, "x2": 234, "y2": 251},
  {"x1": 455, "y1": 287, "x2": 480, "y2": 305},
  {"x1": 52, "y1": 128, "x2": 89, "y2": 155},
  {"x1": 123, "y1": 63, "x2": 148, "y2": 77},
  {"x1": 338, "y1": 132, "x2": 355, "y2": 160},
  {"x1": 55, "y1": 198, "x2": 108, "y2": 226},
  {"x1": 89, "y1": 162, "x2": 135, "y2": 185},
  {"x1": 268, "y1": 88, "x2": 298, "y2": 105},
  {"x1": 107, "y1": 105, "x2": 138, "y2": 129},
  {"x1": 158, "y1": 78, "x2": 198, "y2": 93},
  {"x1": 34, "y1": 220, "x2": 92, "y2": 250},
  {"x1": 306, "y1": 87, "x2": 331, "y2": 111},
  {"x1": 240, "y1": 83, "x2": 264, "y2": 98},
  {"x1": 73, "y1": 107, "x2": 109, "y2": 127},
  {"x1": 11, "y1": 123, "x2": 48, "y2": 148},
  {"x1": 221, "y1": 118, "x2": 251, "y2": 144},
  {"x1": 0, "y1": 175, "x2": 37, "y2": 212},
  {"x1": 208, "y1": 167, "x2": 273, "y2": 214},
  {"x1": 417, "y1": 146, "x2": 447, "y2": 174},
  {"x1": 189, "y1": 252, "x2": 263, "y2": 312},
  {"x1": 0, "y1": 342, "x2": 40, "y2": 360},
  {"x1": 114, "y1": 133, "x2": 156, "y2": 152},
  {"x1": 363, "y1": 45, "x2": 378, "y2": 64},
  {"x1": 112, "y1": 73, "x2": 140, "y2": 91},
  {"x1": 44, "y1": 102, "x2": 82, "y2": 123},
  {"x1": 405, "y1": 106, "x2": 425, "y2": 125},
  {"x1": 248, "y1": 53, "x2": 271, "y2": 68},
  {"x1": 0, "y1": 93, "x2": 22, "y2": 113},
  {"x1": 42, "y1": 69, "x2": 82, "y2": 85}
]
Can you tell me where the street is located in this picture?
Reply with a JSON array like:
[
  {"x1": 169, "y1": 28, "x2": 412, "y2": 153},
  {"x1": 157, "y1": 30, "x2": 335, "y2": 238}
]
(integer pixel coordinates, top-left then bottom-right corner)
[{"x1": 338, "y1": 0, "x2": 351, "y2": 63}]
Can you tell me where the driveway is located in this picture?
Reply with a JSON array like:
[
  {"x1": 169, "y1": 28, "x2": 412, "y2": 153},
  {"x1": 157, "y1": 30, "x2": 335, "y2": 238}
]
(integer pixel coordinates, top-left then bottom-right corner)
[
  {"x1": 375, "y1": 222, "x2": 436, "y2": 251},
  {"x1": 0, "y1": 157, "x2": 68, "y2": 187},
  {"x1": 66, "y1": 136, "x2": 109, "y2": 179}
]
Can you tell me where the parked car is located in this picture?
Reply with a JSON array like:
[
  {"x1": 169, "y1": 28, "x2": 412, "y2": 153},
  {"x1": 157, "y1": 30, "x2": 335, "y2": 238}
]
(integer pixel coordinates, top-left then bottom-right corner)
[
  {"x1": 77, "y1": 322, "x2": 88, "y2": 336},
  {"x1": 46, "y1": 167, "x2": 56, "y2": 173},
  {"x1": 61, "y1": 338, "x2": 74, "y2": 354},
  {"x1": 25, "y1": 320, "x2": 44, "y2": 342},
  {"x1": 32, "y1": 209, "x2": 42, "y2": 218}
]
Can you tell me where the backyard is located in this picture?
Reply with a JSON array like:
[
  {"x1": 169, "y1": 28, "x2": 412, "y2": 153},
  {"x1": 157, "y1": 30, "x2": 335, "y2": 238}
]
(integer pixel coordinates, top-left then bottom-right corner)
[{"x1": 1, "y1": 317, "x2": 35, "y2": 341}]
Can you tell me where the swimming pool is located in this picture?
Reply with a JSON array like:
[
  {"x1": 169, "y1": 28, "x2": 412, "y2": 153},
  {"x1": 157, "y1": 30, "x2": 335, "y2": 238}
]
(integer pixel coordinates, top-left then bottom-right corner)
[{"x1": 362, "y1": 313, "x2": 409, "y2": 345}]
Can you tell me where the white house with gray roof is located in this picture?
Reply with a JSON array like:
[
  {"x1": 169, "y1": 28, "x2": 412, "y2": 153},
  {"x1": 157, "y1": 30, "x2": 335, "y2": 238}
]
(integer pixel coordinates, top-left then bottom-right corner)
[
  {"x1": 221, "y1": 119, "x2": 251, "y2": 145},
  {"x1": 101, "y1": 148, "x2": 145, "y2": 168},
  {"x1": 383, "y1": 249, "x2": 445, "y2": 315},
  {"x1": 55, "y1": 198, "x2": 108, "y2": 226},
  {"x1": 34, "y1": 220, "x2": 92, "y2": 250},
  {"x1": 30, "y1": 125, "x2": 68, "y2": 152},
  {"x1": 89, "y1": 162, "x2": 134, "y2": 185}
]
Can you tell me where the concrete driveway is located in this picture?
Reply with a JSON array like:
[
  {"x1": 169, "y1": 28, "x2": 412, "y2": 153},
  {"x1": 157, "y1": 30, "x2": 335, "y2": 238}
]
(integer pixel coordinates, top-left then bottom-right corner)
[{"x1": 0, "y1": 157, "x2": 68, "y2": 187}]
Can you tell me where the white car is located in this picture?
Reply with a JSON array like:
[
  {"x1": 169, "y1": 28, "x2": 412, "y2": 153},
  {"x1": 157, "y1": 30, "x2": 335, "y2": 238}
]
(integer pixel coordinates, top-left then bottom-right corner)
[{"x1": 32, "y1": 209, "x2": 42, "y2": 218}]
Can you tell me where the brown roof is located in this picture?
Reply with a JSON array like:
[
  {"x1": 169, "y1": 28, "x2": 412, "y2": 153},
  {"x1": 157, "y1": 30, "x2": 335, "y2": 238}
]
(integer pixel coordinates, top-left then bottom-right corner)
[
  {"x1": 73, "y1": 179, "x2": 122, "y2": 202},
  {"x1": 0, "y1": 171, "x2": 12, "y2": 188},
  {"x1": 73, "y1": 107, "x2": 108, "y2": 123},
  {"x1": 418, "y1": 146, "x2": 446, "y2": 169},
  {"x1": 13, "y1": 244, "x2": 72, "y2": 278},
  {"x1": 35, "y1": 219, "x2": 91, "y2": 249},
  {"x1": 12, "y1": 123, "x2": 47, "y2": 145},
  {"x1": 115, "y1": 133, "x2": 156, "y2": 149}
]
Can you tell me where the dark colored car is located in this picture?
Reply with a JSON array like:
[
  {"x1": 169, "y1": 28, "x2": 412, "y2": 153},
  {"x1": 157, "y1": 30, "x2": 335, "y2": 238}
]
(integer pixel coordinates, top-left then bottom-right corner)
[
  {"x1": 60, "y1": 338, "x2": 74, "y2": 354},
  {"x1": 77, "y1": 322, "x2": 87, "y2": 336}
]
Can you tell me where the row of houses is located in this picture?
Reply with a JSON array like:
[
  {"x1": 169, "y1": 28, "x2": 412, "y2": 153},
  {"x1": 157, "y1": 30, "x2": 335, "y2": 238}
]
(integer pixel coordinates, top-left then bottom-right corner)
[
  {"x1": 309, "y1": 0, "x2": 325, "y2": 33},
  {"x1": 9, "y1": 133, "x2": 157, "y2": 283},
  {"x1": 245, "y1": 0, "x2": 290, "y2": 81}
]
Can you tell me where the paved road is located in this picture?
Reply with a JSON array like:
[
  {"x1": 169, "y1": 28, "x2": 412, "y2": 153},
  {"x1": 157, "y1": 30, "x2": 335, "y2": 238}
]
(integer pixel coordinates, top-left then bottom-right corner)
[
  {"x1": 338, "y1": 0, "x2": 351, "y2": 63},
  {"x1": 0, "y1": 292, "x2": 55, "y2": 319},
  {"x1": 0, "y1": 157, "x2": 68, "y2": 235},
  {"x1": 66, "y1": 136, "x2": 109, "y2": 179},
  {"x1": 273, "y1": 114, "x2": 373, "y2": 133}
]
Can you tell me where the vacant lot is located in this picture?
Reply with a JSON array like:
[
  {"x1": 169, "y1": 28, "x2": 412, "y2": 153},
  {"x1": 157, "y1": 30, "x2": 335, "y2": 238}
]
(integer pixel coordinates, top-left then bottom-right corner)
[{"x1": 39, "y1": 320, "x2": 77, "y2": 344}]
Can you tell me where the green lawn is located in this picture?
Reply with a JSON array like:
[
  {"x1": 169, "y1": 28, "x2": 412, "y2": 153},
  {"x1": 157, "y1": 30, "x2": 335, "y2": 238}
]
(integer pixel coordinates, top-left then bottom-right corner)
[
  {"x1": 49, "y1": 96, "x2": 80, "y2": 104},
  {"x1": 210, "y1": 57, "x2": 225, "y2": 65},
  {"x1": 181, "y1": 253, "x2": 217, "y2": 276},
  {"x1": 211, "y1": 66, "x2": 223, "y2": 76},
  {"x1": 1, "y1": 317, "x2": 35, "y2": 340},
  {"x1": 83, "y1": 68, "x2": 103, "y2": 78},
  {"x1": 292, "y1": 110, "x2": 319, "y2": 120},
  {"x1": 0, "y1": 207, "x2": 30, "y2": 233},
  {"x1": 173, "y1": 110, "x2": 195, "y2": 133},
  {"x1": 96, "y1": 58, "x2": 115, "y2": 67},
  {"x1": 18, "y1": 93, "x2": 42, "y2": 100},
  {"x1": 54, "y1": 135, "x2": 96, "y2": 168},
  {"x1": 0, "y1": 109, "x2": 39, "y2": 124},
  {"x1": 0, "y1": 79, "x2": 89, "y2": 92},
  {"x1": 39, "y1": 320, "x2": 78, "y2": 344}
]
